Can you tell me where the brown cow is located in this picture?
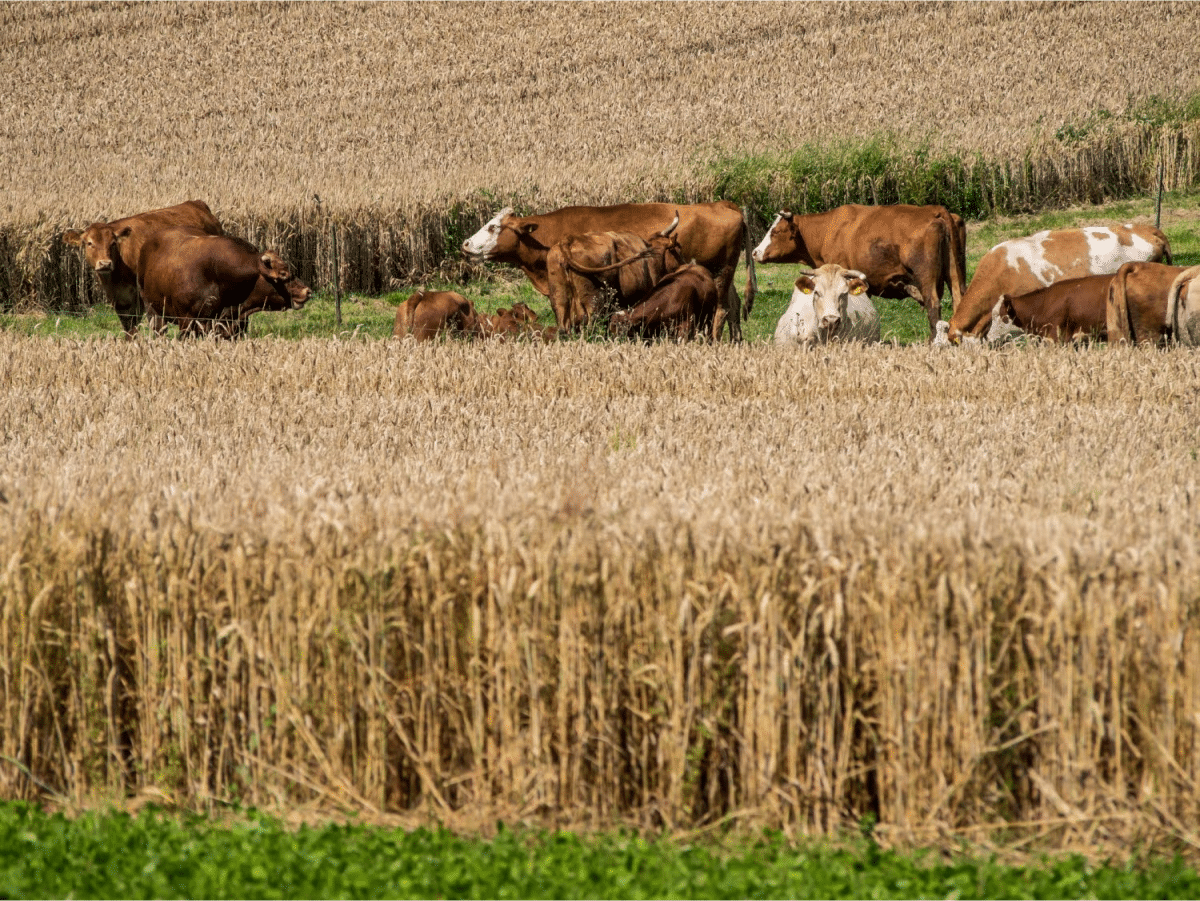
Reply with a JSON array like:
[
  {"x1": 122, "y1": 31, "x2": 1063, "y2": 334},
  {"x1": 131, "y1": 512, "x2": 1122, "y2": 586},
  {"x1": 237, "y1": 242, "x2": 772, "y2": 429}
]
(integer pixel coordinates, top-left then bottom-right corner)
[
  {"x1": 995, "y1": 274, "x2": 1115, "y2": 343},
  {"x1": 1166, "y1": 265, "x2": 1200, "y2": 345},
  {"x1": 1105, "y1": 261, "x2": 1189, "y2": 345},
  {"x1": 946, "y1": 223, "x2": 1171, "y2": 343},
  {"x1": 392, "y1": 290, "x2": 478, "y2": 340},
  {"x1": 544, "y1": 215, "x2": 684, "y2": 331},
  {"x1": 462, "y1": 201, "x2": 756, "y2": 341},
  {"x1": 609, "y1": 263, "x2": 720, "y2": 342},
  {"x1": 63, "y1": 200, "x2": 224, "y2": 337},
  {"x1": 751, "y1": 204, "x2": 966, "y2": 340},
  {"x1": 132, "y1": 226, "x2": 310, "y2": 338},
  {"x1": 476, "y1": 301, "x2": 556, "y2": 340}
]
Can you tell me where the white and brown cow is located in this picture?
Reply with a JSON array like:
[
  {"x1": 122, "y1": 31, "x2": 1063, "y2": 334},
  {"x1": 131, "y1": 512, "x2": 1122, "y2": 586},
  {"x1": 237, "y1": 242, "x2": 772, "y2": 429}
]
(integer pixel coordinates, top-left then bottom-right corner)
[
  {"x1": 944, "y1": 223, "x2": 1172, "y2": 343},
  {"x1": 774, "y1": 264, "x2": 880, "y2": 346}
]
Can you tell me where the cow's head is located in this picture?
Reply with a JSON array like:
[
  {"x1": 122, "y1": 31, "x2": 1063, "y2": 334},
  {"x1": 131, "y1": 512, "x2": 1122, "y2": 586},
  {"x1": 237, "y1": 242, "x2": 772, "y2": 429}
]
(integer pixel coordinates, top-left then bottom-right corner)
[
  {"x1": 462, "y1": 207, "x2": 543, "y2": 261},
  {"x1": 64, "y1": 222, "x2": 121, "y2": 278},
  {"x1": 787, "y1": 265, "x2": 868, "y2": 343},
  {"x1": 646, "y1": 212, "x2": 685, "y2": 271},
  {"x1": 255, "y1": 251, "x2": 311, "y2": 310},
  {"x1": 752, "y1": 211, "x2": 808, "y2": 264}
]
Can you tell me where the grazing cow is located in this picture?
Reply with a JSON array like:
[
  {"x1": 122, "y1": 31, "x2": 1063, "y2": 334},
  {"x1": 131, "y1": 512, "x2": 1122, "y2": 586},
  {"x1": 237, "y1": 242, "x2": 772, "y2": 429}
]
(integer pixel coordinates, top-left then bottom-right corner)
[
  {"x1": 544, "y1": 215, "x2": 683, "y2": 330},
  {"x1": 751, "y1": 204, "x2": 967, "y2": 340},
  {"x1": 609, "y1": 263, "x2": 719, "y2": 342},
  {"x1": 462, "y1": 201, "x2": 756, "y2": 340},
  {"x1": 133, "y1": 226, "x2": 310, "y2": 337},
  {"x1": 1166, "y1": 265, "x2": 1200, "y2": 345},
  {"x1": 945, "y1": 223, "x2": 1172, "y2": 343},
  {"x1": 63, "y1": 200, "x2": 224, "y2": 337},
  {"x1": 774, "y1": 264, "x2": 880, "y2": 346},
  {"x1": 994, "y1": 274, "x2": 1116, "y2": 343},
  {"x1": 1105, "y1": 261, "x2": 1189, "y2": 345},
  {"x1": 392, "y1": 290, "x2": 478, "y2": 340}
]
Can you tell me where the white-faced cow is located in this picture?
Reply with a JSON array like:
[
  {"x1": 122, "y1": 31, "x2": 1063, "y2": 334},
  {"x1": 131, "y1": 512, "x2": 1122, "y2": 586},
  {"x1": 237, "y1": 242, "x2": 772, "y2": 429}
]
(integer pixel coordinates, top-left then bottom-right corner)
[
  {"x1": 544, "y1": 215, "x2": 683, "y2": 331},
  {"x1": 608, "y1": 263, "x2": 720, "y2": 342},
  {"x1": 945, "y1": 223, "x2": 1172, "y2": 343},
  {"x1": 1166, "y1": 265, "x2": 1200, "y2": 346},
  {"x1": 752, "y1": 204, "x2": 966, "y2": 340},
  {"x1": 462, "y1": 201, "x2": 756, "y2": 341},
  {"x1": 1105, "y1": 260, "x2": 1189, "y2": 345},
  {"x1": 63, "y1": 200, "x2": 224, "y2": 337},
  {"x1": 774, "y1": 264, "x2": 880, "y2": 346},
  {"x1": 132, "y1": 226, "x2": 310, "y2": 338}
]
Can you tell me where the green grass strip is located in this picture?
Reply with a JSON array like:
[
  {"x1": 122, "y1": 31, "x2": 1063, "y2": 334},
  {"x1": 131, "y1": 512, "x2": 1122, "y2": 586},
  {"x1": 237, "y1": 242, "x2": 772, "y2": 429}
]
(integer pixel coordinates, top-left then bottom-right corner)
[{"x1": 1, "y1": 803, "x2": 1197, "y2": 899}]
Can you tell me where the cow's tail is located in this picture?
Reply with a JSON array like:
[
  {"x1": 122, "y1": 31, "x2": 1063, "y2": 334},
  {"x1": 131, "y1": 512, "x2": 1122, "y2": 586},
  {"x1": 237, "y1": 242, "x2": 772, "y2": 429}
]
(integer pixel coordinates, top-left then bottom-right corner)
[
  {"x1": 1105, "y1": 265, "x2": 1136, "y2": 344},
  {"x1": 742, "y1": 207, "x2": 758, "y2": 320},
  {"x1": 562, "y1": 246, "x2": 652, "y2": 275},
  {"x1": 1166, "y1": 265, "x2": 1200, "y2": 343},
  {"x1": 1159, "y1": 230, "x2": 1174, "y2": 266},
  {"x1": 946, "y1": 212, "x2": 968, "y2": 314}
]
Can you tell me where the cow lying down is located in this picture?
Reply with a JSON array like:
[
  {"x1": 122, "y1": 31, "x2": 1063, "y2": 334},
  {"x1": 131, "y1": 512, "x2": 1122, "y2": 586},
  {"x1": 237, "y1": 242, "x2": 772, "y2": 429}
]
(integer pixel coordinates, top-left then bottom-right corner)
[{"x1": 774, "y1": 264, "x2": 880, "y2": 346}]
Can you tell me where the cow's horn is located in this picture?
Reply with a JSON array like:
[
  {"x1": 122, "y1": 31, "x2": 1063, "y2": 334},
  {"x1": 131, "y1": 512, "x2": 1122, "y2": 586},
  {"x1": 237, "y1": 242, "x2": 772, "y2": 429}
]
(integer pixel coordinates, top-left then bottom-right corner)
[{"x1": 660, "y1": 212, "x2": 680, "y2": 237}]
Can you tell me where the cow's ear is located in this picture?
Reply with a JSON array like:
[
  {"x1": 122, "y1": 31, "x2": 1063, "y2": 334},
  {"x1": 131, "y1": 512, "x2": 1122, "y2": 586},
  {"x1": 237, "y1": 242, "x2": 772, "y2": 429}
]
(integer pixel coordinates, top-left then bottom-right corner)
[
  {"x1": 259, "y1": 252, "x2": 290, "y2": 279},
  {"x1": 848, "y1": 279, "x2": 868, "y2": 296},
  {"x1": 63, "y1": 229, "x2": 83, "y2": 246},
  {"x1": 115, "y1": 225, "x2": 133, "y2": 240},
  {"x1": 795, "y1": 276, "x2": 815, "y2": 295}
]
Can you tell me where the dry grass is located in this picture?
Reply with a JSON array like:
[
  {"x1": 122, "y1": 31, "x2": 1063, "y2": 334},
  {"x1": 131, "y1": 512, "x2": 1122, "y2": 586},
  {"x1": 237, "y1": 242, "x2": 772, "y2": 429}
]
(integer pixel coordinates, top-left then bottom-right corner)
[
  {"x1": 3, "y1": 2, "x2": 1200, "y2": 307},
  {"x1": 1, "y1": 333, "x2": 1198, "y2": 854}
]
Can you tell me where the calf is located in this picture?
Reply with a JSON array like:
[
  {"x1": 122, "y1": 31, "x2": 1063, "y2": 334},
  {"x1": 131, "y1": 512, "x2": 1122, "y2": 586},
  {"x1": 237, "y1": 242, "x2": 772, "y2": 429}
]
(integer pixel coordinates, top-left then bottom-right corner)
[
  {"x1": 392, "y1": 291, "x2": 478, "y2": 340},
  {"x1": 132, "y1": 226, "x2": 310, "y2": 337},
  {"x1": 946, "y1": 223, "x2": 1171, "y2": 343},
  {"x1": 545, "y1": 214, "x2": 684, "y2": 330},
  {"x1": 609, "y1": 263, "x2": 719, "y2": 342},
  {"x1": 774, "y1": 264, "x2": 880, "y2": 346},
  {"x1": 1106, "y1": 261, "x2": 1190, "y2": 344},
  {"x1": 63, "y1": 200, "x2": 224, "y2": 337},
  {"x1": 995, "y1": 274, "x2": 1115, "y2": 343}
]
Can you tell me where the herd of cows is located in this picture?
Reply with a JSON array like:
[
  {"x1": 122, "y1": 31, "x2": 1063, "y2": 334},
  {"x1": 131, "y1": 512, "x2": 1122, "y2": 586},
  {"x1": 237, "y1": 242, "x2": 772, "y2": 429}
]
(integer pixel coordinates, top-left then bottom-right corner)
[{"x1": 60, "y1": 198, "x2": 1200, "y2": 347}]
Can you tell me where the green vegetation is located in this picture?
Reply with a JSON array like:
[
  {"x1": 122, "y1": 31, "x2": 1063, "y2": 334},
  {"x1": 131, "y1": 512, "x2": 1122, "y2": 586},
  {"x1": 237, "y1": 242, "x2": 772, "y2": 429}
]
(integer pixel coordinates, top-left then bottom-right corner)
[
  {"x1": 708, "y1": 92, "x2": 1200, "y2": 225},
  {"x1": 0, "y1": 803, "x2": 1196, "y2": 900}
]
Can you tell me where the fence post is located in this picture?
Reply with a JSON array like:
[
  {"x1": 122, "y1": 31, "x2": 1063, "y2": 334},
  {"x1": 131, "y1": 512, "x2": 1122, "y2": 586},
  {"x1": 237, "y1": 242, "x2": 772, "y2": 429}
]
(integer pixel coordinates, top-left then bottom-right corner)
[
  {"x1": 314, "y1": 193, "x2": 342, "y2": 326},
  {"x1": 1156, "y1": 140, "x2": 1165, "y2": 230}
]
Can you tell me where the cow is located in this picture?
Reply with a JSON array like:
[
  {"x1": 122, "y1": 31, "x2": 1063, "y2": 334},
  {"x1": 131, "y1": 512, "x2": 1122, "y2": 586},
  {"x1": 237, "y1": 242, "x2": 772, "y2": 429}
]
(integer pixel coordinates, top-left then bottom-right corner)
[
  {"x1": 392, "y1": 290, "x2": 479, "y2": 340},
  {"x1": 945, "y1": 223, "x2": 1172, "y2": 343},
  {"x1": 773, "y1": 264, "x2": 880, "y2": 346},
  {"x1": 461, "y1": 201, "x2": 756, "y2": 341},
  {"x1": 751, "y1": 204, "x2": 967, "y2": 340},
  {"x1": 609, "y1": 263, "x2": 720, "y2": 342},
  {"x1": 1105, "y1": 261, "x2": 1190, "y2": 345},
  {"x1": 1166, "y1": 265, "x2": 1200, "y2": 345},
  {"x1": 544, "y1": 215, "x2": 683, "y2": 331},
  {"x1": 994, "y1": 274, "x2": 1116, "y2": 343},
  {"x1": 63, "y1": 200, "x2": 224, "y2": 337},
  {"x1": 132, "y1": 226, "x2": 310, "y2": 338}
]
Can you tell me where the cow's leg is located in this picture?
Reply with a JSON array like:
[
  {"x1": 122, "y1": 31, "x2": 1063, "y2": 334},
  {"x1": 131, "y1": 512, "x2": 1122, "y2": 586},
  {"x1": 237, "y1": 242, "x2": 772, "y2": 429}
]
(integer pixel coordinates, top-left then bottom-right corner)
[
  {"x1": 904, "y1": 282, "x2": 940, "y2": 341},
  {"x1": 714, "y1": 268, "x2": 742, "y2": 342}
]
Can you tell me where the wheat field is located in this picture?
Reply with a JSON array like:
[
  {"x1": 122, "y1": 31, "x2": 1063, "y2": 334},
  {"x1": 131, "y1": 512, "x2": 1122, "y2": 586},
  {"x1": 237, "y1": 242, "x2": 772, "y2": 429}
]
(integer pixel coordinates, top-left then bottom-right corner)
[
  {"x1": 4, "y1": 1, "x2": 1200, "y2": 307},
  {"x1": 2, "y1": 333, "x2": 1199, "y2": 854}
]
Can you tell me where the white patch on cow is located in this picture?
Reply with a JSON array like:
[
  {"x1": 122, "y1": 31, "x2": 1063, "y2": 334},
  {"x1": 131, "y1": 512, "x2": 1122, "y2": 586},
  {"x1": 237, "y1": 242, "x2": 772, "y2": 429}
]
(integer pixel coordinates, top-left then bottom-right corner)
[
  {"x1": 1084, "y1": 226, "x2": 1156, "y2": 274},
  {"x1": 462, "y1": 207, "x2": 512, "y2": 258},
  {"x1": 933, "y1": 320, "x2": 952, "y2": 347},
  {"x1": 751, "y1": 214, "x2": 785, "y2": 263},
  {"x1": 986, "y1": 298, "x2": 1023, "y2": 344},
  {"x1": 1002, "y1": 230, "x2": 1063, "y2": 288}
]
